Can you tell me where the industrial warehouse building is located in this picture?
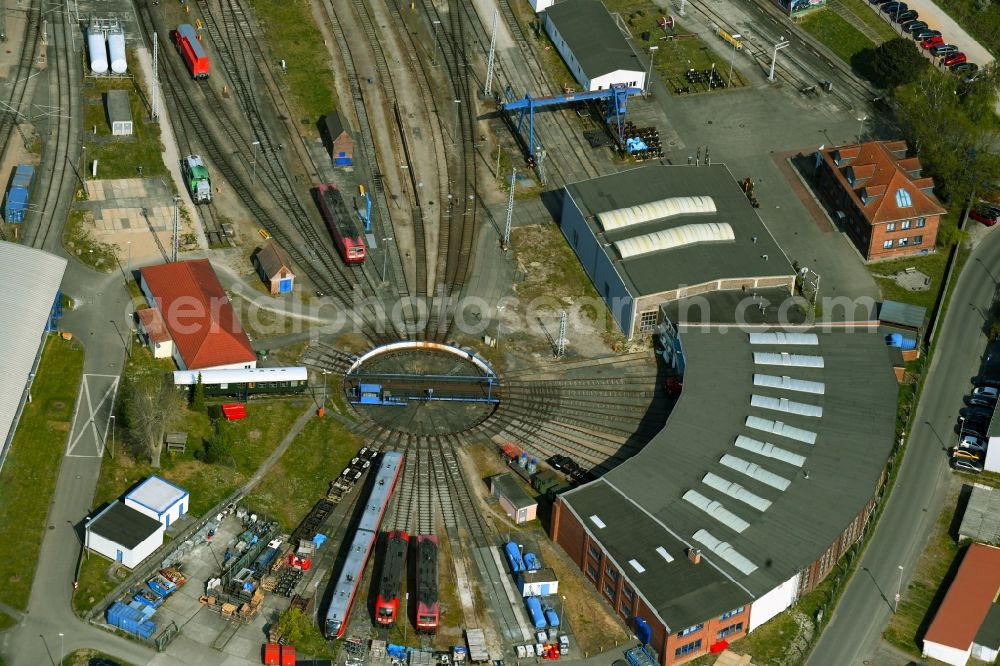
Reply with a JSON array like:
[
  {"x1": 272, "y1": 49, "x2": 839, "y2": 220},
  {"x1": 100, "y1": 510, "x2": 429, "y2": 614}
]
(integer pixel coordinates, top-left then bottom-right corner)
[
  {"x1": 0, "y1": 242, "x2": 66, "y2": 470},
  {"x1": 550, "y1": 324, "x2": 898, "y2": 665},
  {"x1": 139, "y1": 259, "x2": 257, "y2": 371},
  {"x1": 816, "y1": 140, "x2": 946, "y2": 261},
  {"x1": 125, "y1": 475, "x2": 189, "y2": 528},
  {"x1": 104, "y1": 89, "x2": 133, "y2": 136},
  {"x1": 85, "y1": 500, "x2": 165, "y2": 569},
  {"x1": 560, "y1": 164, "x2": 796, "y2": 339},
  {"x1": 542, "y1": 0, "x2": 646, "y2": 92},
  {"x1": 923, "y1": 543, "x2": 1000, "y2": 665}
]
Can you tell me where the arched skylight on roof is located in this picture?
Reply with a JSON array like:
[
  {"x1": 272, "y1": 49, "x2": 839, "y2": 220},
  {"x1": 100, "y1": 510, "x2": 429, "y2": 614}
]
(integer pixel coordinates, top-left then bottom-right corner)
[{"x1": 895, "y1": 188, "x2": 912, "y2": 208}]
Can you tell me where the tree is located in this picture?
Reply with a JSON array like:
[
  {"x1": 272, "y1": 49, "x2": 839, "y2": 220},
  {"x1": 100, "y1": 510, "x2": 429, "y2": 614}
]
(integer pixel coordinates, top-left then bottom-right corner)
[
  {"x1": 191, "y1": 372, "x2": 206, "y2": 412},
  {"x1": 871, "y1": 38, "x2": 929, "y2": 90},
  {"x1": 200, "y1": 424, "x2": 236, "y2": 465},
  {"x1": 273, "y1": 608, "x2": 311, "y2": 644},
  {"x1": 121, "y1": 355, "x2": 183, "y2": 466}
]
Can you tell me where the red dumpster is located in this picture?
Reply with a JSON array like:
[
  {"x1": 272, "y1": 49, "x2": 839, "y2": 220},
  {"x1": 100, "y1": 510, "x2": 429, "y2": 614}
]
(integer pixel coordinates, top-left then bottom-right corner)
[
  {"x1": 280, "y1": 645, "x2": 296, "y2": 666},
  {"x1": 222, "y1": 403, "x2": 247, "y2": 420},
  {"x1": 263, "y1": 642, "x2": 280, "y2": 665}
]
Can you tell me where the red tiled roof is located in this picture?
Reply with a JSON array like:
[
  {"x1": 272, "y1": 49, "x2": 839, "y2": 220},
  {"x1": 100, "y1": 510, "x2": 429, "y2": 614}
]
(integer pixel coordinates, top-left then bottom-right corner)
[
  {"x1": 924, "y1": 543, "x2": 1000, "y2": 650},
  {"x1": 139, "y1": 259, "x2": 256, "y2": 370},
  {"x1": 823, "y1": 140, "x2": 947, "y2": 226},
  {"x1": 137, "y1": 308, "x2": 170, "y2": 345}
]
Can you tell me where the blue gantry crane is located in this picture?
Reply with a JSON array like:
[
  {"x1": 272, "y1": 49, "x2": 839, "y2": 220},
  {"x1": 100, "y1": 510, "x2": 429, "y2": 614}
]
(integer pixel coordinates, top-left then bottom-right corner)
[
  {"x1": 500, "y1": 83, "x2": 643, "y2": 159},
  {"x1": 357, "y1": 184, "x2": 372, "y2": 232}
]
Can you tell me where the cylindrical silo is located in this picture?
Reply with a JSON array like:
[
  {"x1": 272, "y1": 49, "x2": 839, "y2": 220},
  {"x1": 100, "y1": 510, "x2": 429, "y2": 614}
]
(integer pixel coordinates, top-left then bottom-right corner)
[
  {"x1": 108, "y1": 27, "x2": 127, "y2": 74},
  {"x1": 87, "y1": 27, "x2": 108, "y2": 74}
]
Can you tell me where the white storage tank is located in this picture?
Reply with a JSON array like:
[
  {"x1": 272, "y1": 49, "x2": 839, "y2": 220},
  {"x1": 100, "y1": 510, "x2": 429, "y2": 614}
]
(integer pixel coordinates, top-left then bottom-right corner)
[
  {"x1": 107, "y1": 27, "x2": 127, "y2": 74},
  {"x1": 87, "y1": 26, "x2": 108, "y2": 74}
]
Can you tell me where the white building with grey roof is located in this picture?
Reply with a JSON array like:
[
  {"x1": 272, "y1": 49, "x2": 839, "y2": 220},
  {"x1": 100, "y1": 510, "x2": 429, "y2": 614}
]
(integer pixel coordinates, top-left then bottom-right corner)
[
  {"x1": 550, "y1": 324, "x2": 898, "y2": 665},
  {"x1": 542, "y1": 0, "x2": 646, "y2": 92},
  {"x1": 560, "y1": 164, "x2": 797, "y2": 339}
]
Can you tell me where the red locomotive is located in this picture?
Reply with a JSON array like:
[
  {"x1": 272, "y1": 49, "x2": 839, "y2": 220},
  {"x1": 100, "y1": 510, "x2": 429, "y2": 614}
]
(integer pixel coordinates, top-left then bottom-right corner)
[
  {"x1": 316, "y1": 183, "x2": 366, "y2": 264},
  {"x1": 375, "y1": 530, "x2": 408, "y2": 625},
  {"x1": 173, "y1": 24, "x2": 209, "y2": 79},
  {"x1": 414, "y1": 534, "x2": 439, "y2": 632}
]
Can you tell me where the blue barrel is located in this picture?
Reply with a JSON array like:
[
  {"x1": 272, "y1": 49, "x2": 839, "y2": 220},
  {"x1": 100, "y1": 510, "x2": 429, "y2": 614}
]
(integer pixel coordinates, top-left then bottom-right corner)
[
  {"x1": 525, "y1": 596, "x2": 547, "y2": 629},
  {"x1": 889, "y1": 333, "x2": 903, "y2": 347},
  {"x1": 545, "y1": 607, "x2": 560, "y2": 627},
  {"x1": 505, "y1": 542, "x2": 525, "y2": 573},
  {"x1": 899, "y1": 336, "x2": 917, "y2": 350},
  {"x1": 523, "y1": 552, "x2": 541, "y2": 571}
]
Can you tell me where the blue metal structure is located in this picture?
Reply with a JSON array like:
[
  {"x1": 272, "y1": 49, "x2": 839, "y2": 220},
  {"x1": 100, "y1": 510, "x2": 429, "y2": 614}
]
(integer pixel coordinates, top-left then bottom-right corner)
[
  {"x1": 500, "y1": 84, "x2": 643, "y2": 157},
  {"x1": 358, "y1": 185, "x2": 373, "y2": 232},
  {"x1": 46, "y1": 291, "x2": 63, "y2": 332},
  {"x1": 347, "y1": 372, "x2": 500, "y2": 406}
]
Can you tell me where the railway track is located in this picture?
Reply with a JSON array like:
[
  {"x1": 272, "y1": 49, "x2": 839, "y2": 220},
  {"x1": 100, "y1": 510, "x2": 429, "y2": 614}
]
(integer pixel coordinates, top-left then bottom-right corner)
[
  {"x1": 18, "y1": 0, "x2": 76, "y2": 251},
  {"x1": 137, "y1": 3, "x2": 398, "y2": 343}
]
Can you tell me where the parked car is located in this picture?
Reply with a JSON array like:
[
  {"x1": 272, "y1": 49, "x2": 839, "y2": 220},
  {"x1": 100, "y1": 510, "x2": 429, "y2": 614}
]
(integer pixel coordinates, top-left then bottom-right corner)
[
  {"x1": 960, "y1": 405, "x2": 995, "y2": 420},
  {"x1": 931, "y1": 44, "x2": 960, "y2": 57},
  {"x1": 921, "y1": 36, "x2": 945, "y2": 49},
  {"x1": 973, "y1": 375, "x2": 1000, "y2": 389},
  {"x1": 957, "y1": 434, "x2": 988, "y2": 453},
  {"x1": 954, "y1": 447, "x2": 984, "y2": 461},
  {"x1": 913, "y1": 29, "x2": 941, "y2": 41},
  {"x1": 902, "y1": 21, "x2": 928, "y2": 34},
  {"x1": 881, "y1": 1, "x2": 907, "y2": 13},
  {"x1": 950, "y1": 61, "x2": 978, "y2": 75},
  {"x1": 894, "y1": 9, "x2": 918, "y2": 22},
  {"x1": 951, "y1": 455, "x2": 984, "y2": 473},
  {"x1": 981, "y1": 202, "x2": 1000, "y2": 216},
  {"x1": 943, "y1": 52, "x2": 968, "y2": 67},
  {"x1": 973, "y1": 386, "x2": 999, "y2": 400},
  {"x1": 971, "y1": 207, "x2": 999, "y2": 227}
]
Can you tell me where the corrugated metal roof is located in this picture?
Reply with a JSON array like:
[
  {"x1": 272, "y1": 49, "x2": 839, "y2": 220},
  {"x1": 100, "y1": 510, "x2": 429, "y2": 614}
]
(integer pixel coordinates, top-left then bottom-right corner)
[
  {"x1": 596, "y1": 196, "x2": 717, "y2": 232},
  {"x1": 734, "y1": 435, "x2": 806, "y2": 467},
  {"x1": 692, "y1": 529, "x2": 758, "y2": 576},
  {"x1": 613, "y1": 222, "x2": 734, "y2": 260},
  {"x1": 878, "y1": 300, "x2": 926, "y2": 330},
  {"x1": 753, "y1": 374, "x2": 825, "y2": 395},
  {"x1": 753, "y1": 351, "x2": 825, "y2": 368},
  {"x1": 682, "y1": 489, "x2": 750, "y2": 533},
  {"x1": 745, "y1": 415, "x2": 817, "y2": 445},
  {"x1": 0, "y1": 242, "x2": 67, "y2": 471}
]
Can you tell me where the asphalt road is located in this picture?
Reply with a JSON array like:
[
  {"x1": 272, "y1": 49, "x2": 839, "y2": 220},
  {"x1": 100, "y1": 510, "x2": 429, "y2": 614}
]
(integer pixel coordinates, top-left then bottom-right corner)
[{"x1": 807, "y1": 228, "x2": 1000, "y2": 665}]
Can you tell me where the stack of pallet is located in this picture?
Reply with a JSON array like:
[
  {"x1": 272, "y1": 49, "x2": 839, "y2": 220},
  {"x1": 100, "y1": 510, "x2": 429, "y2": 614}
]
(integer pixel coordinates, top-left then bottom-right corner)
[{"x1": 221, "y1": 603, "x2": 238, "y2": 619}]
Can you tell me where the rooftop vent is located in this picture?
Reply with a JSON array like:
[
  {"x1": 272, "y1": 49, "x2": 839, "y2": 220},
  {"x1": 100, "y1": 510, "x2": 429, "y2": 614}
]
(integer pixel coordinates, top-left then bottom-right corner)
[
  {"x1": 687, "y1": 548, "x2": 702, "y2": 565},
  {"x1": 589, "y1": 515, "x2": 606, "y2": 529}
]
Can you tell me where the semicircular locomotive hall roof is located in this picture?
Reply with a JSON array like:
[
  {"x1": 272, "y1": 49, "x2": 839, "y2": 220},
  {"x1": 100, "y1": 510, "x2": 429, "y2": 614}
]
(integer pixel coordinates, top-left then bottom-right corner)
[
  {"x1": 596, "y1": 195, "x2": 717, "y2": 232},
  {"x1": 614, "y1": 222, "x2": 734, "y2": 259}
]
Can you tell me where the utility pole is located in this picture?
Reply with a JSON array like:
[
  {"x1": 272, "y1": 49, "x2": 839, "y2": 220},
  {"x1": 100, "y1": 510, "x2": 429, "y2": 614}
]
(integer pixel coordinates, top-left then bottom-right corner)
[
  {"x1": 646, "y1": 46, "x2": 658, "y2": 98},
  {"x1": 432, "y1": 20, "x2": 442, "y2": 67},
  {"x1": 557, "y1": 311, "x2": 567, "y2": 357},
  {"x1": 151, "y1": 33, "x2": 159, "y2": 121},
  {"x1": 727, "y1": 35, "x2": 740, "y2": 87},
  {"x1": 484, "y1": 10, "x2": 497, "y2": 96},
  {"x1": 769, "y1": 40, "x2": 790, "y2": 82},
  {"x1": 171, "y1": 195, "x2": 180, "y2": 262},
  {"x1": 503, "y1": 168, "x2": 516, "y2": 251},
  {"x1": 251, "y1": 140, "x2": 261, "y2": 185}
]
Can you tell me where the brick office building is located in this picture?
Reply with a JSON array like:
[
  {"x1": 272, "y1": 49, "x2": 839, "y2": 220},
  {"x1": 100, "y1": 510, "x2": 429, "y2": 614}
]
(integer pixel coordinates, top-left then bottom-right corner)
[{"x1": 816, "y1": 140, "x2": 946, "y2": 261}]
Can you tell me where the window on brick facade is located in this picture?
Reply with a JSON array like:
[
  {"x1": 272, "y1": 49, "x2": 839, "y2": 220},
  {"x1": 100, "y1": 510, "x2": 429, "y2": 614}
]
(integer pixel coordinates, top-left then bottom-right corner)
[
  {"x1": 603, "y1": 582, "x2": 617, "y2": 600},
  {"x1": 677, "y1": 623, "x2": 704, "y2": 638},
  {"x1": 674, "y1": 640, "x2": 702, "y2": 657},
  {"x1": 898, "y1": 237, "x2": 909, "y2": 247},
  {"x1": 639, "y1": 310, "x2": 658, "y2": 333},
  {"x1": 901, "y1": 219, "x2": 911, "y2": 229},
  {"x1": 886, "y1": 222, "x2": 896, "y2": 232},
  {"x1": 717, "y1": 623, "x2": 744, "y2": 640},
  {"x1": 586, "y1": 563, "x2": 598, "y2": 581},
  {"x1": 619, "y1": 598, "x2": 632, "y2": 616},
  {"x1": 917, "y1": 217, "x2": 926, "y2": 228},
  {"x1": 622, "y1": 585, "x2": 635, "y2": 602},
  {"x1": 605, "y1": 565, "x2": 618, "y2": 582},
  {"x1": 914, "y1": 235, "x2": 923, "y2": 246},
  {"x1": 720, "y1": 607, "x2": 745, "y2": 620},
  {"x1": 588, "y1": 543, "x2": 601, "y2": 561},
  {"x1": 883, "y1": 240, "x2": 893, "y2": 249}
]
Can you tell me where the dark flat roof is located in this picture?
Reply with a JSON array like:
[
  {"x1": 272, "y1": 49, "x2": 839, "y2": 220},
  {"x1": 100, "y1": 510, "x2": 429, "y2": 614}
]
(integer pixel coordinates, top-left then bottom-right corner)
[
  {"x1": 659, "y1": 288, "x2": 809, "y2": 326},
  {"x1": 878, "y1": 300, "x2": 925, "y2": 330},
  {"x1": 89, "y1": 500, "x2": 162, "y2": 549},
  {"x1": 492, "y1": 473, "x2": 537, "y2": 510},
  {"x1": 543, "y1": 0, "x2": 643, "y2": 80},
  {"x1": 105, "y1": 90, "x2": 132, "y2": 123},
  {"x1": 975, "y1": 603, "x2": 1000, "y2": 649},
  {"x1": 565, "y1": 164, "x2": 795, "y2": 298},
  {"x1": 561, "y1": 325, "x2": 898, "y2": 629}
]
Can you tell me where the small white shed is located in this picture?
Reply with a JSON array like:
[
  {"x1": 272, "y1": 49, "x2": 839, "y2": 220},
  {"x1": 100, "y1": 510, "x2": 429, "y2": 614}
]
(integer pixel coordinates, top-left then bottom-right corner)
[
  {"x1": 125, "y1": 475, "x2": 189, "y2": 528},
  {"x1": 517, "y1": 568, "x2": 559, "y2": 597},
  {"x1": 85, "y1": 500, "x2": 165, "y2": 569},
  {"x1": 105, "y1": 89, "x2": 133, "y2": 137}
]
